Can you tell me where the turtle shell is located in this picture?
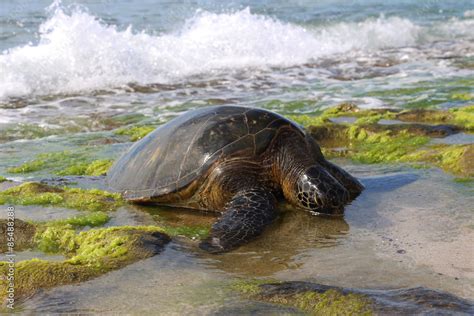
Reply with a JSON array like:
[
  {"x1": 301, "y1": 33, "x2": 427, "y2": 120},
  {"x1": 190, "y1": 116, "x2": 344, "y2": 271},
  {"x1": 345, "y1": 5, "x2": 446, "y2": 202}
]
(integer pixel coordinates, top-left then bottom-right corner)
[{"x1": 107, "y1": 106, "x2": 304, "y2": 199}]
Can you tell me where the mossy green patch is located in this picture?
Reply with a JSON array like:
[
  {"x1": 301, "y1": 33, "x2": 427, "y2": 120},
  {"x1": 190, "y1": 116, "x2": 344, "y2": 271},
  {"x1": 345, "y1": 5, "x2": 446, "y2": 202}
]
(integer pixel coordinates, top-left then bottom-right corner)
[
  {"x1": 452, "y1": 93, "x2": 473, "y2": 101},
  {"x1": 453, "y1": 177, "x2": 473, "y2": 184},
  {"x1": 114, "y1": 125, "x2": 157, "y2": 141},
  {"x1": 232, "y1": 279, "x2": 270, "y2": 296},
  {"x1": 271, "y1": 290, "x2": 372, "y2": 316},
  {"x1": 403, "y1": 144, "x2": 474, "y2": 177},
  {"x1": 0, "y1": 182, "x2": 123, "y2": 211},
  {"x1": 7, "y1": 150, "x2": 114, "y2": 176},
  {"x1": 392, "y1": 106, "x2": 473, "y2": 131},
  {"x1": 233, "y1": 280, "x2": 373, "y2": 315},
  {"x1": 294, "y1": 104, "x2": 474, "y2": 178},
  {"x1": 53, "y1": 212, "x2": 110, "y2": 228},
  {"x1": 0, "y1": 123, "x2": 67, "y2": 144},
  {"x1": 0, "y1": 176, "x2": 7, "y2": 183},
  {"x1": 0, "y1": 225, "x2": 170, "y2": 303},
  {"x1": 56, "y1": 159, "x2": 114, "y2": 176},
  {"x1": 350, "y1": 130, "x2": 431, "y2": 164},
  {"x1": 449, "y1": 106, "x2": 474, "y2": 130},
  {"x1": 159, "y1": 225, "x2": 210, "y2": 240},
  {"x1": 287, "y1": 114, "x2": 329, "y2": 127}
]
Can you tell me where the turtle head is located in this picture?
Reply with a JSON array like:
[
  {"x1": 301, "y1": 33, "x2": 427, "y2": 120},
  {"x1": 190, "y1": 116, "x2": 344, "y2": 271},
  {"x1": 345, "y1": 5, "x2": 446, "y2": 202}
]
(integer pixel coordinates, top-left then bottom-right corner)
[{"x1": 293, "y1": 165, "x2": 351, "y2": 216}]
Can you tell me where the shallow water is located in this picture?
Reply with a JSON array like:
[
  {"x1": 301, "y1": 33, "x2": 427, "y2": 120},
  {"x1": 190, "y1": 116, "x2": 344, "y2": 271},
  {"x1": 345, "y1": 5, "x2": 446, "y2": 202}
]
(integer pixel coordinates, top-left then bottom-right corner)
[{"x1": 16, "y1": 163, "x2": 474, "y2": 313}]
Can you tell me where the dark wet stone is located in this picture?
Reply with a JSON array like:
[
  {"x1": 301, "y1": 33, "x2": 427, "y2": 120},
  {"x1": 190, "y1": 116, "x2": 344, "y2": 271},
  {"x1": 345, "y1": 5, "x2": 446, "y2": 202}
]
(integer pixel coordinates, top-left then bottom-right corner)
[
  {"x1": 397, "y1": 249, "x2": 406, "y2": 254},
  {"x1": 258, "y1": 281, "x2": 474, "y2": 315},
  {"x1": 136, "y1": 231, "x2": 172, "y2": 256}
]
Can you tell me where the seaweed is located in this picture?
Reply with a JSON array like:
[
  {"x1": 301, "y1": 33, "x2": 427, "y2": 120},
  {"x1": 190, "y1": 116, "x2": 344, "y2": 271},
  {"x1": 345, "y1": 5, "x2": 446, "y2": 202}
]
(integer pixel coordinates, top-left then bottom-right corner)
[{"x1": 0, "y1": 182, "x2": 123, "y2": 212}]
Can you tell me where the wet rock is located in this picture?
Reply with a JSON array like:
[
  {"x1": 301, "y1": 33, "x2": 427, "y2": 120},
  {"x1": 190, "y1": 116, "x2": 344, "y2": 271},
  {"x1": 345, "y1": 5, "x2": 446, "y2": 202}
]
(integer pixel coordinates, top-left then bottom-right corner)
[
  {"x1": 243, "y1": 281, "x2": 474, "y2": 315},
  {"x1": 0, "y1": 226, "x2": 171, "y2": 304},
  {"x1": 0, "y1": 219, "x2": 36, "y2": 252}
]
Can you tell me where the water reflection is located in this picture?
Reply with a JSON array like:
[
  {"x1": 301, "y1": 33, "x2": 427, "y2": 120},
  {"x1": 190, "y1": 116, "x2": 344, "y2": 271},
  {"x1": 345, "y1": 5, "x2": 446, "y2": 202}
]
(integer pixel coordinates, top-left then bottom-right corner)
[{"x1": 198, "y1": 206, "x2": 349, "y2": 276}]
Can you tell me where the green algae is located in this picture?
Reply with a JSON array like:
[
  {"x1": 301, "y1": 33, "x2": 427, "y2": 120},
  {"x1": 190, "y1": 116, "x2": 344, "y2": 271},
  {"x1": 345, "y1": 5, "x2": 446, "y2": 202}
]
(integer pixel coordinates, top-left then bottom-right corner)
[
  {"x1": 453, "y1": 177, "x2": 474, "y2": 184},
  {"x1": 449, "y1": 106, "x2": 474, "y2": 130},
  {"x1": 274, "y1": 290, "x2": 372, "y2": 316},
  {"x1": 232, "y1": 279, "x2": 271, "y2": 296},
  {"x1": 0, "y1": 176, "x2": 7, "y2": 183},
  {"x1": 0, "y1": 113, "x2": 148, "y2": 144},
  {"x1": 0, "y1": 123, "x2": 67, "y2": 144},
  {"x1": 349, "y1": 130, "x2": 431, "y2": 164},
  {"x1": 393, "y1": 106, "x2": 474, "y2": 130},
  {"x1": 51, "y1": 212, "x2": 110, "y2": 228},
  {"x1": 56, "y1": 159, "x2": 114, "y2": 176},
  {"x1": 7, "y1": 158, "x2": 45, "y2": 173},
  {"x1": 159, "y1": 225, "x2": 210, "y2": 240},
  {"x1": 451, "y1": 93, "x2": 473, "y2": 101},
  {"x1": 0, "y1": 225, "x2": 170, "y2": 303},
  {"x1": 405, "y1": 98, "x2": 446, "y2": 109},
  {"x1": 292, "y1": 104, "x2": 474, "y2": 178},
  {"x1": 114, "y1": 125, "x2": 157, "y2": 141},
  {"x1": 288, "y1": 114, "x2": 329, "y2": 127},
  {"x1": 403, "y1": 144, "x2": 474, "y2": 177},
  {"x1": 232, "y1": 280, "x2": 373, "y2": 315},
  {"x1": 7, "y1": 150, "x2": 114, "y2": 176},
  {"x1": 0, "y1": 182, "x2": 123, "y2": 212}
]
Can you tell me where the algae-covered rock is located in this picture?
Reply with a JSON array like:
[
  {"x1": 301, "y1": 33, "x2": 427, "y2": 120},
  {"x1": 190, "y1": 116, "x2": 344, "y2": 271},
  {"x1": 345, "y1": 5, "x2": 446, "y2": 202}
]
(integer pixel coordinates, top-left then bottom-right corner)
[
  {"x1": 0, "y1": 182, "x2": 123, "y2": 211},
  {"x1": 233, "y1": 280, "x2": 373, "y2": 315},
  {"x1": 295, "y1": 104, "x2": 474, "y2": 178},
  {"x1": 233, "y1": 280, "x2": 474, "y2": 315},
  {"x1": 0, "y1": 219, "x2": 36, "y2": 252},
  {"x1": 7, "y1": 150, "x2": 114, "y2": 176},
  {"x1": 0, "y1": 225, "x2": 170, "y2": 303},
  {"x1": 395, "y1": 106, "x2": 474, "y2": 130},
  {"x1": 114, "y1": 125, "x2": 157, "y2": 141}
]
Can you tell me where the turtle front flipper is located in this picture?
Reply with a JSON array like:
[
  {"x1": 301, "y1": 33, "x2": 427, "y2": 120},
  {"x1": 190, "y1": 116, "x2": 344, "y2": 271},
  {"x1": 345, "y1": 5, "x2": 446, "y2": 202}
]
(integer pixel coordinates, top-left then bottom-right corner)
[{"x1": 199, "y1": 188, "x2": 277, "y2": 253}]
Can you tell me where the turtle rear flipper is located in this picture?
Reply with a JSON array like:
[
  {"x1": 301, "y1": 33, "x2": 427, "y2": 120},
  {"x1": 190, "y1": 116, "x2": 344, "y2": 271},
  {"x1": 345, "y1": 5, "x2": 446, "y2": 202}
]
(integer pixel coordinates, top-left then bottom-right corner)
[{"x1": 199, "y1": 188, "x2": 277, "y2": 253}]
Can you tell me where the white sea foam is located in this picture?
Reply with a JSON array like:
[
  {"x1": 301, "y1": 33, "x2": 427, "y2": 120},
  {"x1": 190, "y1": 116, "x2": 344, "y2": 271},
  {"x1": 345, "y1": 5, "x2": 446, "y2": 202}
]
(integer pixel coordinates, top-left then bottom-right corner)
[
  {"x1": 464, "y1": 10, "x2": 474, "y2": 18},
  {"x1": 0, "y1": 6, "x2": 435, "y2": 100}
]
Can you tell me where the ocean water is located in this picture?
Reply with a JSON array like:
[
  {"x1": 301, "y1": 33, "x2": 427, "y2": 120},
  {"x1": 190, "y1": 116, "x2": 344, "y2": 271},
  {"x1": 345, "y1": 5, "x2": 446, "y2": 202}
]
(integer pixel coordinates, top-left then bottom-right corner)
[{"x1": 0, "y1": 0, "x2": 473, "y2": 129}]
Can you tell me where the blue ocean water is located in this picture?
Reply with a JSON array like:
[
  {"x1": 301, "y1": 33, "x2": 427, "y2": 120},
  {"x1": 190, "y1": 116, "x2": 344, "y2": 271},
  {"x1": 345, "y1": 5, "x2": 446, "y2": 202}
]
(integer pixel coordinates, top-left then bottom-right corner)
[{"x1": 0, "y1": 0, "x2": 472, "y2": 128}]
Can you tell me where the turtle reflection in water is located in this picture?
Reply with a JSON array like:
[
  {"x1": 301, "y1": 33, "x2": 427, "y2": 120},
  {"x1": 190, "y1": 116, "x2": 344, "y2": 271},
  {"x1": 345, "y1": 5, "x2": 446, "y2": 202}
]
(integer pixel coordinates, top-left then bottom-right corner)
[{"x1": 107, "y1": 106, "x2": 364, "y2": 252}]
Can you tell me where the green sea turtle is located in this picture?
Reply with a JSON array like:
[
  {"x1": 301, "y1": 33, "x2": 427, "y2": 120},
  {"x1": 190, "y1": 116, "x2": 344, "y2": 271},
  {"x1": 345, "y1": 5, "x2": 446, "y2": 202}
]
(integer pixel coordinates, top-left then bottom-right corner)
[{"x1": 107, "y1": 106, "x2": 364, "y2": 252}]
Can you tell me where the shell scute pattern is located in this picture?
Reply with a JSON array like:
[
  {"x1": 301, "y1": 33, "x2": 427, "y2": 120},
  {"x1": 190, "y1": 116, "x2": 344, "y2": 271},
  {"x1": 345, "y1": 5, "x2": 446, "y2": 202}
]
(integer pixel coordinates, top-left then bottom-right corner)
[{"x1": 107, "y1": 106, "x2": 294, "y2": 199}]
